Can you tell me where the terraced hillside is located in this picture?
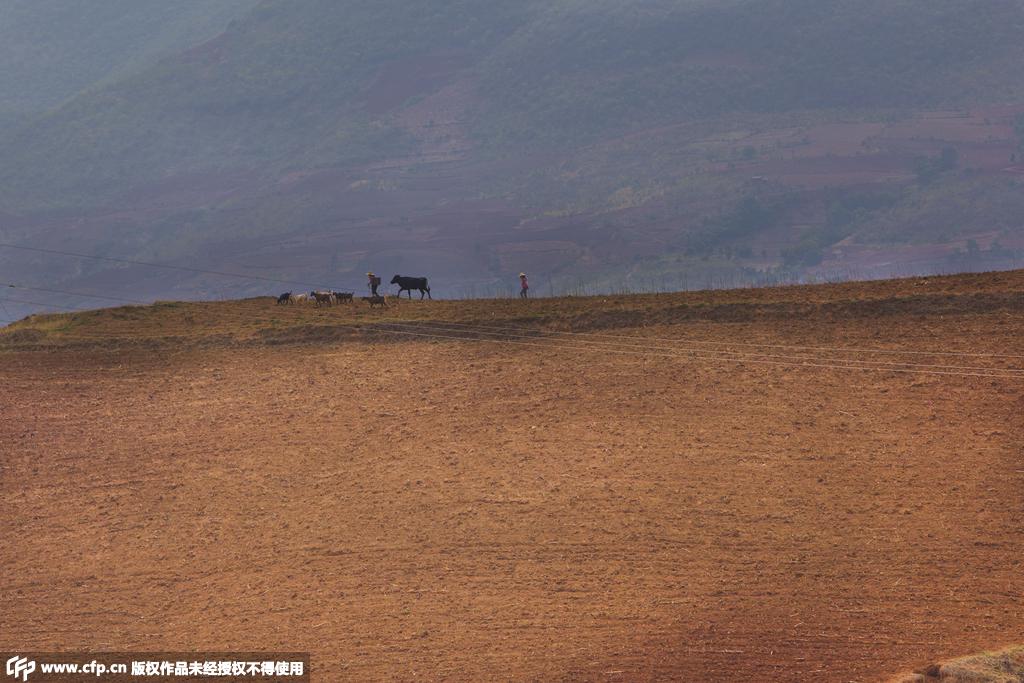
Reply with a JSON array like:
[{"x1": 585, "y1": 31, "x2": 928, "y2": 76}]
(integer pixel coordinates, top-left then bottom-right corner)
[{"x1": 3, "y1": 1, "x2": 1024, "y2": 312}]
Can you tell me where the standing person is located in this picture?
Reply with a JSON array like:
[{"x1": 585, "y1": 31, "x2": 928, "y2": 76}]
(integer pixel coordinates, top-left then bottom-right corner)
[
  {"x1": 367, "y1": 271, "x2": 381, "y2": 296},
  {"x1": 519, "y1": 272, "x2": 529, "y2": 299}
]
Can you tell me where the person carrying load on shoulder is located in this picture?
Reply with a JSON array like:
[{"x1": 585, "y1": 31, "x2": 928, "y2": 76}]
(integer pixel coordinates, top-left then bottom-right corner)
[
  {"x1": 367, "y1": 271, "x2": 382, "y2": 296},
  {"x1": 519, "y1": 272, "x2": 529, "y2": 299}
]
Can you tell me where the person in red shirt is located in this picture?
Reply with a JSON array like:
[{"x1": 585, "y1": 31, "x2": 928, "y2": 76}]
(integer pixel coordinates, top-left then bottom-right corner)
[{"x1": 519, "y1": 272, "x2": 529, "y2": 299}]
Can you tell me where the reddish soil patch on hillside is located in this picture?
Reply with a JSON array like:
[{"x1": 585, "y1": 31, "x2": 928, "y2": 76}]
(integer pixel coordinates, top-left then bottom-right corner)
[
  {"x1": 362, "y1": 52, "x2": 471, "y2": 115},
  {"x1": 746, "y1": 152, "x2": 915, "y2": 188},
  {"x1": 729, "y1": 105, "x2": 1024, "y2": 189},
  {"x1": 2, "y1": 274, "x2": 1023, "y2": 680}
]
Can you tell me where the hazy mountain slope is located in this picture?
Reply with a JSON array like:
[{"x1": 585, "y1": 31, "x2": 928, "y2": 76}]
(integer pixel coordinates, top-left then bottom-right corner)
[
  {"x1": 0, "y1": 0, "x2": 537, "y2": 207},
  {"x1": 7, "y1": 0, "x2": 1024, "y2": 207},
  {"x1": 0, "y1": 0, "x2": 260, "y2": 116},
  {"x1": 475, "y1": 0, "x2": 1024, "y2": 148},
  {"x1": 1, "y1": 0, "x2": 1023, "y2": 311}
]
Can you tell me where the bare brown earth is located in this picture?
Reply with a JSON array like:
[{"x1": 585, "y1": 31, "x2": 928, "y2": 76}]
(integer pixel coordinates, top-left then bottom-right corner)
[{"x1": 2, "y1": 272, "x2": 1023, "y2": 681}]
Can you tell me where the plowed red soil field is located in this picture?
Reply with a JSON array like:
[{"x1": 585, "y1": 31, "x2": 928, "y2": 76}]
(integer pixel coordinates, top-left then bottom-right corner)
[{"x1": 2, "y1": 272, "x2": 1023, "y2": 681}]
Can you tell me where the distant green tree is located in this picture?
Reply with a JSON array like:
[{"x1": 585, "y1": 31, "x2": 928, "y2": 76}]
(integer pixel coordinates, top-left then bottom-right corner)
[
  {"x1": 989, "y1": 239, "x2": 1011, "y2": 258},
  {"x1": 782, "y1": 240, "x2": 825, "y2": 267},
  {"x1": 914, "y1": 156, "x2": 938, "y2": 183},
  {"x1": 914, "y1": 147, "x2": 958, "y2": 183},
  {"x1": 939, "y1": 146, "x2": 959, "y2": 171}
]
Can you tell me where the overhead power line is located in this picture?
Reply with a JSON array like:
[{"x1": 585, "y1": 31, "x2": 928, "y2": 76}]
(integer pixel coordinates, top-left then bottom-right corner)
[
  {"x1": 5, "y1": 283, "x2": 150, "y2": 305},
  {"x1": 0, "y1": 297, "x2": 15, "y2": 321},
  {"x1": 0, "y1": 295, "x2": 100, "y2": 311},
  {"x1": 0, "y1": 242, "x2": 346, "y2": 291},
  {"x1": 5, "y1": 281, "x2": 1023, "y2": 379}
]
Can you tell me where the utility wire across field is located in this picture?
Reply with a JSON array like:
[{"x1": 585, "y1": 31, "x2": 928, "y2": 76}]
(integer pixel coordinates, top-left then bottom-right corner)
[
  {"x1": 0, "y1": 243, "x2": 347, "y2": 292},
  {"x1": 5, "y1": 283, "x2": 152, "y2": 306},
  {"x1": 4, "y1": 242, "x2": 1023, "y2": 362},
  {"x1": 6, "y1": 279, "x2": 1024, "y2": 377},
  {"x1": 7, "y1": 279, "x2": 1023, "y2": 361},
  {"x1": 0, "y1": 295, "x2": 101, "y2": 311},
  {"x1": 4, "y1": 281, "x2": 1024, "y2": 379},
  {"x1": 8, "y1": 285, "x2": 1021, "y2": 372},
  {"x1": 4, "y1": 240, "x2": 1022, "y2": 358},
  {"x1": 0, "y1": 297, "x2": 16, "y2": 324}
]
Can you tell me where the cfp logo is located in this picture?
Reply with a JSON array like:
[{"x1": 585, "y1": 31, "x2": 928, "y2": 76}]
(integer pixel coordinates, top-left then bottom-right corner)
[{"x1": 5, "y1": 657, "x2": 35, "y2": 682}]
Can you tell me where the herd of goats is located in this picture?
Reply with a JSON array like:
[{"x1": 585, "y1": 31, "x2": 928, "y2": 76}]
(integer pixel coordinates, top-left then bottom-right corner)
[
  {"x1": 275, "y1": 275, "x2": 432, "y2": 309},
  {"x1": 276, "y1": 289, "x2": 390, "y2": 308}
]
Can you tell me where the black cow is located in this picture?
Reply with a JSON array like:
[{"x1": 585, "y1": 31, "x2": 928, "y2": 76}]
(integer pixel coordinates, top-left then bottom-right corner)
[
  {"x1": 277, "y1": 291, "x2": 292, "y2": 305},
  {"x1": 332, "y1": 291, "x2": 354, "y2": 303},
  {"x1": 391, "y1": 275, "x2": 431, "y2": 299}
]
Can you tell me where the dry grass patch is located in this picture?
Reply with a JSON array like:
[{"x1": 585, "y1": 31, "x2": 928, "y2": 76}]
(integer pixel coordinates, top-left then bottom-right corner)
[{"x1": 892, "y1": 646, "x2": 1024, "y2": 683}]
